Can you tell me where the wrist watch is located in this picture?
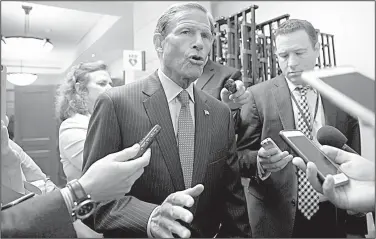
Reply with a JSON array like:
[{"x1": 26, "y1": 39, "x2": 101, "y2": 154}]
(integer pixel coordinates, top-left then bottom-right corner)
[{"x1": 66, "y1": 179, "x2": 96, "y2": 221}]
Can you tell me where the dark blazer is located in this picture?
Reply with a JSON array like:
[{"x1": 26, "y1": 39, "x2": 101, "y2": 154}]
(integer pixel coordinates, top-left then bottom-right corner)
[
  {"x1": 196, "y1": 59, "x2": 242, "y2": 100},
  {"x1": 1, "y1": 190, "x2": 76, "y2": 238},
  {"x1": 82, "y1": 71, "x2": 251, "y2": 238},
  {"x1": 236, "y1": 75, "x2": 361, "y2": 237}
]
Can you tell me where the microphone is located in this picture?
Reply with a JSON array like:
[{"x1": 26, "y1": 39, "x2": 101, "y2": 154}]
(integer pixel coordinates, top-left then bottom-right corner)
[{"x1": 317, "y1": 126, "x2": 359, "y2": 154}]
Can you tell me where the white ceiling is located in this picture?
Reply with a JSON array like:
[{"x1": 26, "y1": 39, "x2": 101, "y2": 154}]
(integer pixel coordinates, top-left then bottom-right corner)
[{"x1": 1, "y1": 1, "x2": 134, "y2": 76}]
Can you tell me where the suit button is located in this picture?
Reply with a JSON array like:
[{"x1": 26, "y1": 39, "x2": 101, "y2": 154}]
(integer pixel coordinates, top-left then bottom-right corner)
[{"x1": 291, "y1": 199, "x2": 296, "y2": 206}]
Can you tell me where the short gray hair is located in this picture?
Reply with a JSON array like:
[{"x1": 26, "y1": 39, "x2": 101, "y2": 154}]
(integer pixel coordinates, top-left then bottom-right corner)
[
  {"x1": 155, "y1": 2, "x2": 215, "y2": 38},
  {"x1": 274, "y1": 19, "x2": 318, "y2": 48}
]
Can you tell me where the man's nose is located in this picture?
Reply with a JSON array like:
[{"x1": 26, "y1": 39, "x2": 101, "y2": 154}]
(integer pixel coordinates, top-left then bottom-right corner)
[{"x1": 192, "y1": 33, "x2": 204, "y2": 51}]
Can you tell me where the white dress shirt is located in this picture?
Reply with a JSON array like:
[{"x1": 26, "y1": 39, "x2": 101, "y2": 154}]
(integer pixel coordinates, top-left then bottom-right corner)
[
  {"x1": 286, "y1": 79, "x2": 325, "y2": 144},
  {"x1": 147, "y1": 69, "x2": 197, "y2": 237},
  {"x1": 158, "y1": 69, "x2": 195, "y2": 137}
]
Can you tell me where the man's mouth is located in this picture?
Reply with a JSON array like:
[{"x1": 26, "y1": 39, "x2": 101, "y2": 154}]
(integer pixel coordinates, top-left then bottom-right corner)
[
  {"x1": 188, "y1": 55, "x2": 205, "y2": 65},
  {"x1": 288, "y1": 71, "x2": 303, "y2": 76}
]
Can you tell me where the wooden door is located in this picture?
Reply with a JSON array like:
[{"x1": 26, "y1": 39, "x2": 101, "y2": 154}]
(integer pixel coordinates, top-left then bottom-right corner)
[{"x1": 14, "y1": 85, "x2": 59, "y2": 184}]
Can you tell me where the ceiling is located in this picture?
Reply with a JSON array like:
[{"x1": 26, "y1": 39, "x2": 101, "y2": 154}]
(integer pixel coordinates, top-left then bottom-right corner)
[{"x1": 1, "y1": 1, "x2": 134, "y2": 77}]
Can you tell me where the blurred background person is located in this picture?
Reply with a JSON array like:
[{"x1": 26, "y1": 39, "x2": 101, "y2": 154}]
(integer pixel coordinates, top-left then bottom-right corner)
[
  {"x1": 1, "y1": 118, "x2": 151, "y2": 238},
  {"x1": 1, "y1": 117, "x2": 56, "y2": 196},
  {"x1": 55, "y1": 61, "x2": 112, "y2": 182}
]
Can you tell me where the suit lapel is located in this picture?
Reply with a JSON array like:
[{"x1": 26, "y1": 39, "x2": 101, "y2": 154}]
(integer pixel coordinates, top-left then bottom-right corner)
[
  {"x1": 271, "y1": 76, "x2": 295, "y2": 130},
  {"x1": 191, "y1": 86, "x2": 212, "y2": 186},
  {"x1": 191, "y1": 85, "x2": 212, "y2": 214},
  {"x1": 142, "y1": 72, "x2": 185, "y2": 191},
  {"x1": 321, "y1": 97, "x2": 338, "y2": 128},
  {"x1": 196, "y1": 60, "x2": 215, "y2": 90}
]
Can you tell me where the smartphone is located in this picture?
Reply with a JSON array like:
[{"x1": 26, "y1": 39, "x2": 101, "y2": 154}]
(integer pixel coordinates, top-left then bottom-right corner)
[
  {"x1": 261, "y1": 137, "x2": 282, "y2": 153},
  {"x1": 1, "y1": 193, "x2": 35, "y2": 210},
  {"x1": 279, "y1": 130, "x2": 349, "y2": 186},
  {"x1": 132, "y1": 124, "x2": 161, "y2": 159}
]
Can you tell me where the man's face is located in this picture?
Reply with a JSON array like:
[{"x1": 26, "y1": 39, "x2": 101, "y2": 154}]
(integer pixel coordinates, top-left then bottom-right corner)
[
  {"x1": 158, "y1": 9, "x2": 213, "y2": 86},
  {"x1": 275, "y1": 29, "x2": 319, "y2": 85}
]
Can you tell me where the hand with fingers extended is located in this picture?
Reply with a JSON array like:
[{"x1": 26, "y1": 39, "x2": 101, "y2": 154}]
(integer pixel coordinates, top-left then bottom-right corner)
[
  {"x1": 220, "y1": 80, "x2": 250, "y2": 110},
  {"x1": 293, "y1": 145, "x2": 375, "y2": 213},
  {"x1": 257, "y1": 146, "x2": 293, "y2": 173},
  {"x1": 149, "y1": 184, "x2": 204, "y2": 238},
  {"x1": 78, "y1": 144, "x2": 151, "y2": 202}
]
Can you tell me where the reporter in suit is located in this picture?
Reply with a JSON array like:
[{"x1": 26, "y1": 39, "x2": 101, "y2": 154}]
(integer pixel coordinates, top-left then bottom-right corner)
[
  {"x1": 82, "y1": 2, "x2": 250, "y2": 238},
  {"x1": 197, "y1": 59, "x2": 249, "y2": 109},
  {"x1": 237, "y1": 19, "x2": 363, "y2": 237},
  {"x1": 1, "y1": 120, "x2": 151, "y2": 238},
  {"x1": 197, "y1": 59, "x2": 249, "y2": 133}
]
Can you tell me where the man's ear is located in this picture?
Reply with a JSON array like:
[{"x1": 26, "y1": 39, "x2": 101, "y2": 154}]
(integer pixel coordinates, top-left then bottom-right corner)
[{"x1": 153, "y1": 33, "x2": 164, "y2": 53}]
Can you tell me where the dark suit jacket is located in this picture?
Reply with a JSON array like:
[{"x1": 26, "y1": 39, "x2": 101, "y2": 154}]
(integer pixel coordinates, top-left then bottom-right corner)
[
  {"x1": 82, "y1": 71, "x2": 251, "y2": 238},
  {"x1": 236, "y1": 75, "x2": 362, "y2": 237},
  {"x1": 1, "y1": 190, "x2": 76, "y2": 238},
  {"x1": 196, "y1": 59, "x2": 241, "y2": 100}
]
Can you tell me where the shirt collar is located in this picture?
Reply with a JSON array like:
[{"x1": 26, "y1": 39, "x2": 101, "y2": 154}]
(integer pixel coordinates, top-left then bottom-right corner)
[
  {"x1": 158, "y1": 69, "x2": 195, "y2": 103},
  {"x1": 285, "y1": 77, "x2": 316, "y2": 94}
]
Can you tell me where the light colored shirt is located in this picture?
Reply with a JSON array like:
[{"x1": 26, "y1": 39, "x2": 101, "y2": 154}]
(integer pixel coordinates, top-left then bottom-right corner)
[
  {"x1": 147, "y1": 69, "x2": 197, "y2": 237},
  {"x1": 59, "y1": 113, "x2": 90, "y2": 182},
  {"x1": 257, "y1": 78, "x2": 326, "y2": 180},
  {"x1": 286, "y1": 79, "x2": 325, "y2": 144},
  {"x1": 158, "y1": 69, "x2": 195, "y2": 137}
]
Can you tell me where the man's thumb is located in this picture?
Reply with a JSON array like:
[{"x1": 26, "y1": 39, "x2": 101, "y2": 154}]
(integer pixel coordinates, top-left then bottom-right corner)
[
  {"x1": 111, "y1": 144, "x2": 140, "y2": 162},
  {"x1": 183, "y1": 184, "x2": 204, "y2": 197}
]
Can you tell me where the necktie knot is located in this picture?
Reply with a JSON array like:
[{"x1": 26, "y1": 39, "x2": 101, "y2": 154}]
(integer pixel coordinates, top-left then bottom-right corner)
[
  {"x1": 296, "y1": 85, "x2": 311, "y2": 96},
  {"x1": 177, "y1": 90, "x2": 190, "y2": 107}
]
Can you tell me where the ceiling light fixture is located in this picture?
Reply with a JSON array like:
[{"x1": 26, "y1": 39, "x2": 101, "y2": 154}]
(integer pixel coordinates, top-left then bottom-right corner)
[
  {"x1": 2, "y1": 5, "x2": 54, "y2": 57},
  {"x1": 3, "y1": 5, "x2": 47, "y2": 86}
]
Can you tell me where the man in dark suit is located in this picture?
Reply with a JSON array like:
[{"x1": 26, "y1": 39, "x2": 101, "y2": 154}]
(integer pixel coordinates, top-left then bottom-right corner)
[
  {"x1": 1, "y1": 120, "x2": 151, "y2": 238},
  {"x1": 197, "y1": 59, "x2": 249, "y2": 133},
  {"x1": 237, "y1": 19, "x2": 365, "y2": 237},
  {"x1": 82, "y1": 2, "x2": 250, "y2": 238}
]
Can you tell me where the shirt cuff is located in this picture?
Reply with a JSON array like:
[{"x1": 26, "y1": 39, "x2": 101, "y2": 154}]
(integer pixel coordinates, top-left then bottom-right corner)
[
  {"x1": 257, "y1": 156, "x2": 271, "y2": 181},
  {"x1": 147, "y1": 206, "x2": 160, "y2": 238},
  {"x1": 60, "y1": 187, "x2": 74, "y2": 219}
]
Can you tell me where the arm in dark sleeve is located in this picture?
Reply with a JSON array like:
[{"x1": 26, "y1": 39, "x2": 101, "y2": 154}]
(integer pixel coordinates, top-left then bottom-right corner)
[
  {"x1": 225, "y1": 69, "x2": 243, "y2": 134},
  {"x1": 81, "y1": 92, "x2": 157, "y2": 237},
  {"x1": 236, "y1": 90, "x2": 262, "y2": 178},
  {"x1": 218, "y1": 110, "x2": 252, "y2": 237},
  {"x1": 1, "y1": 190, "x2": 76, "y2": 238},
  {"x1": 346, "y1": 116, "x2": 361, "y2": 154},
  {"x1": 82, "y1": 92, "x2": 122, "y2": 173}
]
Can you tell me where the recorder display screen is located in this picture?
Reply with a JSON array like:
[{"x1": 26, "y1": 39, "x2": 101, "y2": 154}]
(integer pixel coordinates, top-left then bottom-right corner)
[{"x1": 288, "y1": 135, "x2": 338, "y2": 176}]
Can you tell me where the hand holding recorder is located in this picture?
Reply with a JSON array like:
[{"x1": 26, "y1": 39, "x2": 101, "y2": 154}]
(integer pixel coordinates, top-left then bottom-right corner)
[
  {"x1": 258, "y1": 137, "x2": 293, "y2": 173},
  {"x1": 293, "y1": 146, "x2": 375, "y2": 213},
  {"x1": 79, "y1": 125, "x2": 161, "y2": 201},
  {"x1": 220, "y1": 72, "x2": 250, "y2": 110}
]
